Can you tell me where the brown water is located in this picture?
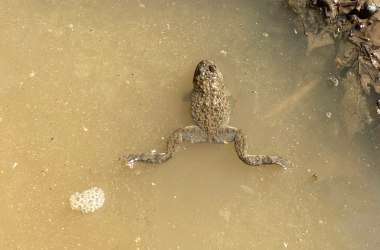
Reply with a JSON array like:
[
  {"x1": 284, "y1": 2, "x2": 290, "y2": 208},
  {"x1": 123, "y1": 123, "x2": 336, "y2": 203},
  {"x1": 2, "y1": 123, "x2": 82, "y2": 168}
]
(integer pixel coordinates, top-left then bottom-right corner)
[{"x1": 1, "y1": 0, "x2": 379, "y2": 249}]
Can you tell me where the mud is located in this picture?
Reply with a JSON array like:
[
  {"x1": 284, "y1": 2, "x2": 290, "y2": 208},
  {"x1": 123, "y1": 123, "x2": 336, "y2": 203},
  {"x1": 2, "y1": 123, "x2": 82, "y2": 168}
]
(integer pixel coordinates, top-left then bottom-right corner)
[{"x1": 288, "y1": 0, "x2": 380, "y2": 136}]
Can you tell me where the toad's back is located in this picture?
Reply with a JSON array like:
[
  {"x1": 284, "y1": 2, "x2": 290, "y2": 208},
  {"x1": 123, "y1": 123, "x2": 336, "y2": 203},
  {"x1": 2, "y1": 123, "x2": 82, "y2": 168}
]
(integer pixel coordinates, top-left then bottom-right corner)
[{"x1": 190, "y1": 60, "x2": 231, "y2": 138}]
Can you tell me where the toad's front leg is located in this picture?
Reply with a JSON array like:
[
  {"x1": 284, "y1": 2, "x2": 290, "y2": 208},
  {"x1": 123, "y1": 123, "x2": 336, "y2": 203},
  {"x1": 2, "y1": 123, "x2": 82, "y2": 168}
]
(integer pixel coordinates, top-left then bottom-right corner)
[
  {"x1": 219, "y1": 126, "x2": 293, "y2": 169},
  {"x1": 120, "y1": 125, "x2": 205, "y2": 167}
]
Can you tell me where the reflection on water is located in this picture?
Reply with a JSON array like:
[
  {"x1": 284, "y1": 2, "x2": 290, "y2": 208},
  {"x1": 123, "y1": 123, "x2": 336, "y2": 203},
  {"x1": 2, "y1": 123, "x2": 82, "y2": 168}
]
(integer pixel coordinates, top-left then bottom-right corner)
[{"x1": 0, "y1": 0, "x2": 379, "y2": 249}]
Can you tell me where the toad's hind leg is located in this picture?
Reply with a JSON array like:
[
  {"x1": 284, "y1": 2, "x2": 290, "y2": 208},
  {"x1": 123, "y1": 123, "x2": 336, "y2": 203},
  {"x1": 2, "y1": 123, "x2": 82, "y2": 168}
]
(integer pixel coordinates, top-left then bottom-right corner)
[
  {"x1": 220, "y1": 127, "x2": 293, "y2": 169},
  {"x1": 121, "y1": 125, "x2": 205, "y2": 166}
]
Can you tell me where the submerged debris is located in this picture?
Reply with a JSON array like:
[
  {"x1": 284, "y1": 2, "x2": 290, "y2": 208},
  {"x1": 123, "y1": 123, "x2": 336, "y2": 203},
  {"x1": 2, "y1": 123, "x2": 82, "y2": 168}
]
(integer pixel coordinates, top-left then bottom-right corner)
[
  {"x1": 328, "y1": 75, "x2": 339, "y2": 86},
  {"x1": 287, "y1": 0, "x2": 380, "y2": 136},
  {"x1": 312, "y1": 173, "x2": 318, "y2": 182}
]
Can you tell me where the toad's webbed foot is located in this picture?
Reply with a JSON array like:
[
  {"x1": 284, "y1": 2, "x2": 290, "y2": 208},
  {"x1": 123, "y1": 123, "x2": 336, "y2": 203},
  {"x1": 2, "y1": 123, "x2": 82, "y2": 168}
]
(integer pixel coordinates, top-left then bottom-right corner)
[
  {"x1": 219, "y1": 126, "x2": 294, "y2": 169},
  {"x1": 121, "y1": 125, "x2": 205, "y2": 167}
]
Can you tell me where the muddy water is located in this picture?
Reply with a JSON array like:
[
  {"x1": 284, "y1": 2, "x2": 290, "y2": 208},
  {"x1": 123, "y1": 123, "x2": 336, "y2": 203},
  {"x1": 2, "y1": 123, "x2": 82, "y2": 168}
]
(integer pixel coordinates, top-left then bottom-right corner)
[{"x1": 0, "y1": 0, "x2": 379, "y2": 249}]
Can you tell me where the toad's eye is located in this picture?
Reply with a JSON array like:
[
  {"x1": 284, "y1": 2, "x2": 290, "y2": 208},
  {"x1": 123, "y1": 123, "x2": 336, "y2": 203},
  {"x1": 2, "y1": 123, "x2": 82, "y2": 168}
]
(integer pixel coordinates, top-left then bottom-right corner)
[{"x1": 208, "y1": 65, "x2": 216, "y2": 73}]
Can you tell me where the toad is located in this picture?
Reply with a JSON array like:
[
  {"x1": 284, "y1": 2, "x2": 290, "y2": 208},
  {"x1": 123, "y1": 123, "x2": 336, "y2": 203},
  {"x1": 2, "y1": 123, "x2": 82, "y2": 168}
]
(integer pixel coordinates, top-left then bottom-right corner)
[{"x1": 121, "y1": 60, "x2": 293, "y2": 169}]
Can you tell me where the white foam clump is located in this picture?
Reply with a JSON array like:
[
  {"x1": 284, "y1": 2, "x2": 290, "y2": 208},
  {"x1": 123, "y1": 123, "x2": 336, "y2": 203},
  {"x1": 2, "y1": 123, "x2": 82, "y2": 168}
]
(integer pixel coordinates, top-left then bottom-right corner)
[{"x1": 69, "y1": 187, "x2": 105, "y2": 213}]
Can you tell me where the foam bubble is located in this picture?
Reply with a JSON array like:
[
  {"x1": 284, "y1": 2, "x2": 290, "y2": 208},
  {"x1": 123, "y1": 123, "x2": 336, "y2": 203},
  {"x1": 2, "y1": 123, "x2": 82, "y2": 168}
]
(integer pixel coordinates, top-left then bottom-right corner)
[{"x1": 69, "y1": 187, "x2": 105, "y2": 213}]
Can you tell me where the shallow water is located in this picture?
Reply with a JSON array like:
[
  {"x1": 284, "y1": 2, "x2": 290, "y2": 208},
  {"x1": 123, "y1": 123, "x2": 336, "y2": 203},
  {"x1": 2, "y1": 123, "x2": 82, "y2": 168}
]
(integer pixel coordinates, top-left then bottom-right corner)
[{"x1": 0, "y1": 0, "x2": 379, "y2": 249}]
